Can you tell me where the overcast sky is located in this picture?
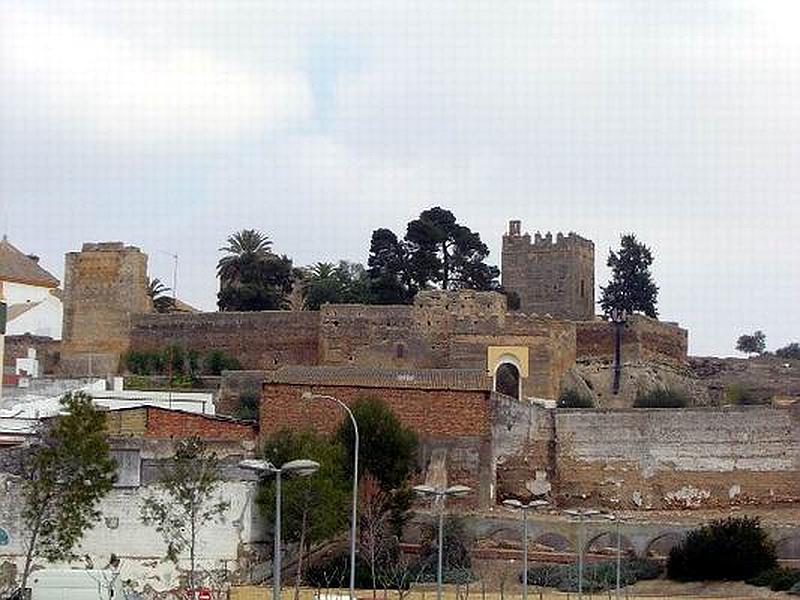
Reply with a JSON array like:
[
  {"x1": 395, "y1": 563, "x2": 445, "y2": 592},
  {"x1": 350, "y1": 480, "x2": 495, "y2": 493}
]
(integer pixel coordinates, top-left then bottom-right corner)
[{"x1": 2, "y1": 1, "x2": 799, "y2": 356}]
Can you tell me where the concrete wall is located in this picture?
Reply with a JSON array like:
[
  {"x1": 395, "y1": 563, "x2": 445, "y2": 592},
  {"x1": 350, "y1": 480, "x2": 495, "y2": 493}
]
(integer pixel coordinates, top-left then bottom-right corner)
[
  {"x1": 0, "y1": 438, "x2": 265, "y2": 593},
  {"x1": 492, "y1": 394, "x2": 800, "y2": 510}
]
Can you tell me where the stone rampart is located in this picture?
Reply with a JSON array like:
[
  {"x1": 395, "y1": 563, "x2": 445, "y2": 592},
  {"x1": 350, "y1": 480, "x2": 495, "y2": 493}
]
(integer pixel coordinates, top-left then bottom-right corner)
[
  {"x1": 493, "y1": 393, "x2": 800, "y2": 510},
  {"x1": 130, "y1": 311, "x2": 320, "y2": 370},
  {"x1": 576, "y1": 315, "x2": 688, "y2": 366}
]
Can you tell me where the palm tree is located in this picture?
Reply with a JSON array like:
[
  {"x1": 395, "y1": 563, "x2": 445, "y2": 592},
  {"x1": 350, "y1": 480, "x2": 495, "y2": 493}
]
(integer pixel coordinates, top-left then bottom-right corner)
[
  {"x1": 147, "y1": 277, "x2": 175, "y2": 313},
  {"x1": 217, "y1": 229, "x2": 274, "y2": 284}
]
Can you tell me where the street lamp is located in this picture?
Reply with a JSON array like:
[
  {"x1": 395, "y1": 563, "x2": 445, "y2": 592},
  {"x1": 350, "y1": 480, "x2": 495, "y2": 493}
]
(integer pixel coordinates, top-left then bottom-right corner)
[
  {"x1": 502, "y1": 499, "x2": 550, "y2": 600},
  {"x1": 599, "y1": 513, "x2": 628, "y2": 599},
  {"x1": 301, "y1": 392, "x2": 359, "y2": 600},
  {"x1": 239, "y1": 458, "x2": 320, "y2": 600},
  {"x1": 563, "y1": 508, "x2": 603, "y2": 600},
  {"x1": 412, "y1": 484, "x2": 472, "y2": 600}
]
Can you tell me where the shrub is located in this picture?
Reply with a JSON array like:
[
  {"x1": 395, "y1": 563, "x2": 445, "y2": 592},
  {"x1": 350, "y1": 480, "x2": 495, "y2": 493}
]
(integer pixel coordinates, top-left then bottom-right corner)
[
  {"x1": 747, "y1": 567, "x2": 800, "y2": 591},
  {"x1": 667, "y1": 516, "x2": 776, "y2": 582},
  {"x1": 776, "y1": 342, "x2": 800, "y2": 360},
  {"x1": 634, "y1": 388, "x2": 688, "y2": 408},
  {"x1": 203, "y1": 350, "x2": 242, "y2": 375},
  {"x1": 725, "y1": 384, "x2": 766, "y2": 406},
  {"x1": 557, "y1": 389, "x2": 593, "y2": 408},
  {"x1": 526, "y1": 558, "x2": 661, "y2": 592},
  {"x1": 236, "y1": 393, "x2": 260, "y2": 421},
  {"x1": 123, "y1": 350, "x2": 164, "y2": 375},
  {"x1": 418, "y1": 516, "x2": 472, "y2": 577}
]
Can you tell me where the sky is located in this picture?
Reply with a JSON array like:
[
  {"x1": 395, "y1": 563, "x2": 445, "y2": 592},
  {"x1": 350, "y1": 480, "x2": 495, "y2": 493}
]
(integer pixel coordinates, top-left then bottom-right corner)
[{"x1": 1, "y1": 0, "x2": 799, "y2": 357}]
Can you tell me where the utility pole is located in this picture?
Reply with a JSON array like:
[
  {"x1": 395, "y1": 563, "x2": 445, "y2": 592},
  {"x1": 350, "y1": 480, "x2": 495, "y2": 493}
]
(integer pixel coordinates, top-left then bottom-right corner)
[
  {"x1": 611, "y1": 307, "x2": 628, "y2": 395},
  {"x1": 0, "y1": 282, "x2": 6, "y2": 404}
]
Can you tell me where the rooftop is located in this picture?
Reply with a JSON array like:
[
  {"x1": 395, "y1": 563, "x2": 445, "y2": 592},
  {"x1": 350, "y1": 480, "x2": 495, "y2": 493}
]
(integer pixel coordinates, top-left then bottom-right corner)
[
  {"x1": 0, "y1": 237, "x2": 60, "y2": 288},
  {"x1": 264, "y1": 365, "x2": 493, "y2": 391}
]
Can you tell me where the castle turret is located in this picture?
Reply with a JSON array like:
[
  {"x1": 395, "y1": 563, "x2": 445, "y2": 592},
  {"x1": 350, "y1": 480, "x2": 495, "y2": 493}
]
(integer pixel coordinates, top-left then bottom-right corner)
[{"x1": 502, "y1": 220, "x2": 594, "y2": 320}]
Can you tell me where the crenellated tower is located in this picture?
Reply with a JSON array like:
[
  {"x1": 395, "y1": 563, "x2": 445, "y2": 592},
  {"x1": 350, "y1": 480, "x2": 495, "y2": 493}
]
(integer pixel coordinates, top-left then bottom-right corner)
[{"x1": 502, "y1": 220, "x2": 594, "y2": 320}]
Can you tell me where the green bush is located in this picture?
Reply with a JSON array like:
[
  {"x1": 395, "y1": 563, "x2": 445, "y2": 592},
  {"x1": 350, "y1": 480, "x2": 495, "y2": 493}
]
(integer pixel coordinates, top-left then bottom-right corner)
[
  {"x1": 527, "y1": 558, "x2": 661, "y2": 592},
  {"x1": 634, "y1": 388, "x2": 688, "y2": 408},
  {"x1": 236, "y1": 392, "x2": 260, "y2": 421},
  {"x1": 667, "y1": 516, "x2": 776, "y2": 582},
  {"x1": 725, "y1": 384, "x2": 766, "y2": 405},
  {"x1": 418, "y1": 516, "x2": 472, "y2": 576},
  {"x1": 747, "y1": 567, "x2": 800, "y2": 591},
  {"x1": 557, "y1": 389, "x2": 594, "y2": 408},
  {"x1": 123, "y1": 350, "x2": 164, "y2": 375},
  {"x1": 203, "y1": 350, "x2": 242, "y2": 375}
]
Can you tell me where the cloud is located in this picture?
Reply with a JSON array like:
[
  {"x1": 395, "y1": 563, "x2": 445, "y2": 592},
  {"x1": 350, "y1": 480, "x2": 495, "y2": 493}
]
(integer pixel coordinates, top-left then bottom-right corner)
[{"x1": 1, "y1": 6, "x2": 313, "y2": 145}]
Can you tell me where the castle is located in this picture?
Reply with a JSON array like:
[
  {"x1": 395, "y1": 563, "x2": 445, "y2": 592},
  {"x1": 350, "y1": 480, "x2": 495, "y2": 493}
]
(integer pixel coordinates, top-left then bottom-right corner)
[{"x1": 18, "y1": 221, "x2": 800, "y2": 514}]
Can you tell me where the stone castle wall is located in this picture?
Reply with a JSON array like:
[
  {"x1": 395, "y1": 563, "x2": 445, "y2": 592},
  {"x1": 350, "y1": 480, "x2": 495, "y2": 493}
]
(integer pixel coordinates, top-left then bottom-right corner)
[
  {"x1": 576, "y1": 315, "x2": 688, "y2": 366},
  {"x1": 493, "y1": 395, "x2": 800, "y2": 510},
  {"x1": 61, "y1": 242, "x2": 151, "y2": 375},
  {"x1": 130, "y1": 311, "x2": 320, "y2": 369},
  {"x1": 502, "y1": 221, "x2": 595, "y2": 320},
  {"x1": 2, "y1": 334, "x2": 61, "y2": 374}
]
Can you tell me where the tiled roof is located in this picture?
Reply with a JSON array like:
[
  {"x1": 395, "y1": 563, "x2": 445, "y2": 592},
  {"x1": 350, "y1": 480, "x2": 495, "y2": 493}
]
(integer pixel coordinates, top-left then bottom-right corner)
[
  {"x1": 0, "y1": 238, "x2": 59, "y2": 288},
  {"x1": 264, "y1": 366, "x2": 492, "y2": 391}
]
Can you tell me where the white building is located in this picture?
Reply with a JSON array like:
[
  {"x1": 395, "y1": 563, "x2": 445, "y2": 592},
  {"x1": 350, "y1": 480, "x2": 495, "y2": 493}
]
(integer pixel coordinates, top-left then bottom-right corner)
[{"x1": 0, "y1": 237, "x2": 63, "y2": 339}]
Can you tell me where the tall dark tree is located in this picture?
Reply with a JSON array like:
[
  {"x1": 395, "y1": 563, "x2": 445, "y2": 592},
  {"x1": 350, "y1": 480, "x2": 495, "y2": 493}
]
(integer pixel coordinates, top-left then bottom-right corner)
[
  {"x1": 367, "y1": 229, "x2": 414, "y2": 304},
  {"x1": 405, "y1": 207, "x2": 499, "y2": 290},
  {"x1": 599, "y1": 234, "x2": 659, "y2": 318},
  {"x1": 217, "y1": 229, "x2": 294, "y2": 311},
  {"x1": 366, "y1": 209, "x2": 499, "y2": 303}
]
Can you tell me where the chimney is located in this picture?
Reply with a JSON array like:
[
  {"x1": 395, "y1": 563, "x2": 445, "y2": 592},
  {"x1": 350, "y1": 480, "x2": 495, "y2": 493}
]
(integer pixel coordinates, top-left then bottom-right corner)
[{"x1": 26, "y1": 254, "x2": 40, "y2": 264}]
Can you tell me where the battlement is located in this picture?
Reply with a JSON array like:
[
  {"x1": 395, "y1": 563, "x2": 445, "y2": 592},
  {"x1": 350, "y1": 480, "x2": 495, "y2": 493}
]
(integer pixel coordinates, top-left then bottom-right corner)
[
  {"x1": 77, "y1": 242, "x2": 141, "y2": 253},
  {"x1": 502, "y1": 220, "x2": 595, "y2": 320}
]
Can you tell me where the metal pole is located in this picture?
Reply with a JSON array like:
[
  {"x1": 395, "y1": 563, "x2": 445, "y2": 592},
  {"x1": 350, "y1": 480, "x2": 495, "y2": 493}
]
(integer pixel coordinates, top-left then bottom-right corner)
[
  {"x1": 522, "y1": 510, "x2": 529, "y2": 600},
  {"x1": 437, "y1": 502, "x2": 444, "y2": 600},
  {"x1": 349, "y1": 409, "x2": 359, "y2": 600},
  {"x1": 577, "y1": 518, "x2": 583, "y2": 600},
  {"x1": 274, "y1": 470, "x2": 282, "y2": 600},
  {"x1": 615, "y1": 521, "x2": 621, "y2": 600}
]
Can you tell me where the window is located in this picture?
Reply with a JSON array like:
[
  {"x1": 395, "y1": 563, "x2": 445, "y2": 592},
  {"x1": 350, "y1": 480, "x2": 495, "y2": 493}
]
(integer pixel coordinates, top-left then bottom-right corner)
[{"x1": 111, "y1": 449, "x2": 141, "y2": 488}]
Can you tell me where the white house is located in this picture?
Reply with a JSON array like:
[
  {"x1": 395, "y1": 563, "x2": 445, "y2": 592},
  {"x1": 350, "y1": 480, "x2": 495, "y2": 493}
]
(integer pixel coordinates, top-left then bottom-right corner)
[{"x1": 0, "y1": 237, "x2": 63, "y2": 339}]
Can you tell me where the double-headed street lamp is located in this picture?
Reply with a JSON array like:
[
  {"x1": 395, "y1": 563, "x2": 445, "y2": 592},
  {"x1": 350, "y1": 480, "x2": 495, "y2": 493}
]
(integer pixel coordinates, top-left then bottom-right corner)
[
  {"x1": 301, "y1": 392, "x2": 359, "y2": 600},
  {"x1": 239, "y1": 458, "x2": 320, "y2": 600},
  {"x1": 502, "y1": 499, "x2": 550, "y2": 600},
  {"x1": 599, "y1": 512, "x2": 629, "y2": 599},
  {"x1": 563, "y1": 508, "x2": 602, "y2": 600},
  {"x1": 412, "y1": 484, "x2": 472, "y2": 600}
]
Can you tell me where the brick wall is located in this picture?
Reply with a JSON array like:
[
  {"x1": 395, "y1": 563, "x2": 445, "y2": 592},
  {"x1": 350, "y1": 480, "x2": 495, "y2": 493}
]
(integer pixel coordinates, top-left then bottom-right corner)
[
  {"x1": 261, "y1": 382, "x2": 493, "y2": 504},
  {"x1": 576, "y1": 315, "x2": 688, "y2": 366},
  {"x1": 108, "y1": 407, "x2": 256, "y2": 441},
  {"x1": 130, "y1": 311, "x2": 320, "y2": 370}
]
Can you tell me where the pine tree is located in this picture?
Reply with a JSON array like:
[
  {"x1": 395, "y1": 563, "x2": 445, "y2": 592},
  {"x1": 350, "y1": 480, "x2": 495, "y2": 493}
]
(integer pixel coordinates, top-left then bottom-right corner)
[{"x1": 599, "y1": 234, "x2": 659, "y2": 318}]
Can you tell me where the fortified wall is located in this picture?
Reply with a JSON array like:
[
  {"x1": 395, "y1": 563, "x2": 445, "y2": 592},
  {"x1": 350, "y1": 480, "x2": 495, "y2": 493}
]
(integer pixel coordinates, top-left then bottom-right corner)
[
  {"x1": 493, "y1": 396, "x2": 800, "y2": 510},
  {"x1": 576, "y1": 316, "x2": 688, "y2": 366}
]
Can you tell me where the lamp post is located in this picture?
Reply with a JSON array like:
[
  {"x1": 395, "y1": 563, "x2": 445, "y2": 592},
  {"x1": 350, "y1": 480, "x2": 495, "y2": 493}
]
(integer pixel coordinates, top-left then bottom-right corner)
[
  {"x1": 412, "y1": 484, "x2": 472, "y2": 600},
  {"x1": 239, "y1": 458, "x2": 320, "y2": 600},
  {"x1": 301, "y1": 392, "x2": 359, "y2": 600},
  {"x1": 502, "y1": 499, "x2": 550, "y2": 600},
  {"x1": 563, "y1": 508, "x2": 602, "y2": 600},
  {"x1": 599, "y1": 513, "x2": 628, "y2": 599}
]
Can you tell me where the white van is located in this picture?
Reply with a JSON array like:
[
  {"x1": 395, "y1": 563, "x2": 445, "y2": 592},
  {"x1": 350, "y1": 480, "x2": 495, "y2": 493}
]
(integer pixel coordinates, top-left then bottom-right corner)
[{"x1": 28, "y1": 570, "x2": 123, "y2": 600}]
